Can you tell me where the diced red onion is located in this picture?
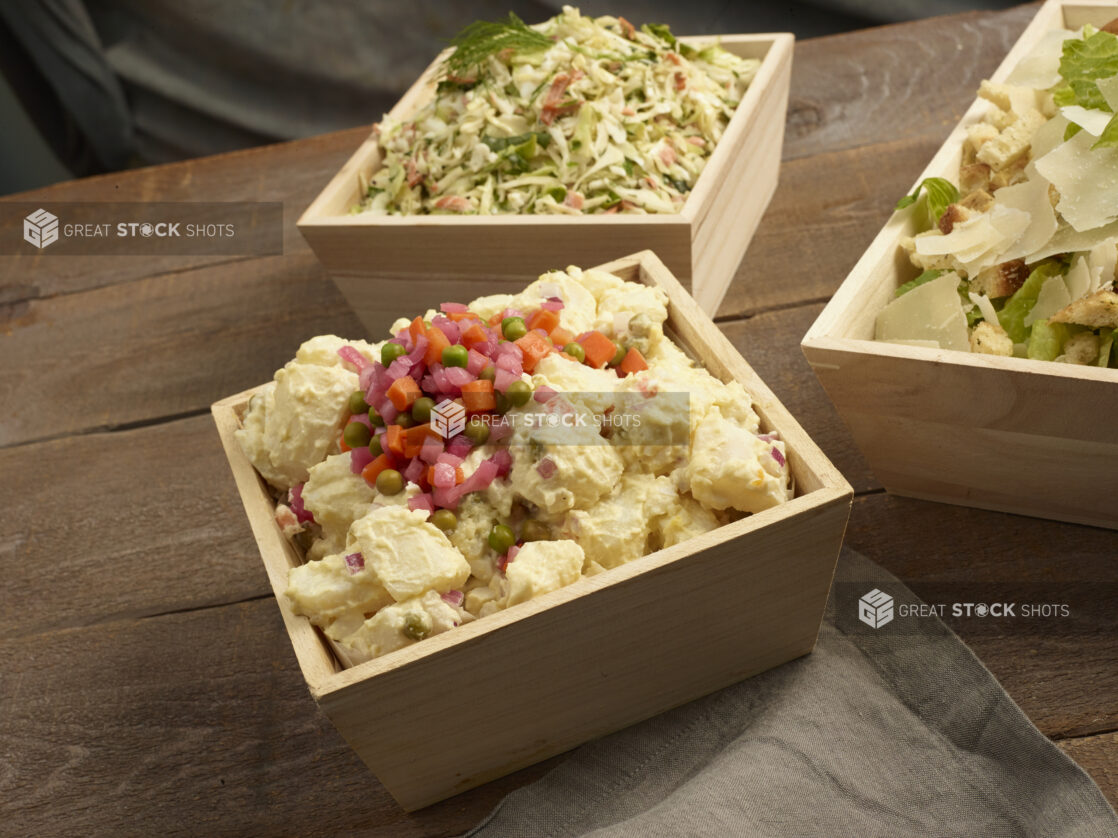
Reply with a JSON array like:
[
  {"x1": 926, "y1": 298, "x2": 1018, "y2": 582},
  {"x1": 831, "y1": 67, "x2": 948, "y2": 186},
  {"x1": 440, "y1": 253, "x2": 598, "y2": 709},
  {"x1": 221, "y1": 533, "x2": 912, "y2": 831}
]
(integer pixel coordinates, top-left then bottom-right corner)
[
  {"x1": 432, "y1": 458, "x2": 499, "y2": 509},
  {"x1": 496, "y1": 308, "x2": 524, "y2": 322},
  {"x1": 488, "y1": 417, "x2": 514, "y2": 443},
  {"x1": 409, "y1": 492, "x2": 435, "y2": 513},
  {"x1": 770, "y1": 446, "x2": 786, "y2": 467},
  {"x1": 541, "y1": 296, "x2": 564, "y2": 311},
  {"x1": 386, "y1": 356, "x2": 413, "y2": 382},
  {"x1": 495, "y1": 352, "x2": 523, "y2": 374},
  {"x1": 337, "y1": 345, "x2": 371, "y2": 372},
  {"x1": 440, "y1": 302, "x2": 468, "y2": 314},
  {"x1": 441, "y1": 589, "x2": 465, "y2": 607},
  {"x1": 536, "y1": 457, "x2": 557, "y2": 479},
  {"x1": 350, "y1": 445, "x2": 374, "y2": 474},
  {"x1": 466, "y1": 349, "x2": 489, "y2": 375},
  {"x1": 405, "y1": 334, "x2": 429, "y2": 365},
  {"x1": 348, "y1": 412, "x2": 372, "y2": 430},
  {"x1": 758, "y1": 431, "x2": 779, "y2": 442},
  {"x1": 376, "y1": 399, "x2": 398, "y2": 425},
  {"x1": 494, "y1": 368, "x2": 520, "y2": 393},
  {"x1": 420, "y1": 374, "x2": 438, "y2": 394},
  {"x1": 397, "y1": 329, "x2": 413, "y2": 352},
  {"x1": 432, "y1": 462, "x2": 458, "y2": 489},
  {"x1": 431, "y1": 317, "x2": 459, "y2": 344},
  {"x1": 446, "y1": 434, "x2": 473, "y2": 458},
  {"x1": 436, "y1": 451, "x2": 464, "y2": 467},
  {"x1": 289, "y1": 483, "x2": 315, "y2": 524},
  {"x1": 403, "y1": 457, "x2": 426, "y2": 485},
  {"x1": 419, "y1": 435, "x2": 445, "y2": 464},
  {"x1": 533, "y1": 385, "x2": 557, "y2": 403},
  {"x1": 489, "y1": 448, "x2": 513, "y2": 477},
  {"x1": 431, "y1": 365, "x2": 456, "y2": 396},
  {"x1": 444, "y1": 366, "x2": 476, "y2": 388},
  {"x1": 344, "y1": 552, "x2": 364, "y2": 574}
]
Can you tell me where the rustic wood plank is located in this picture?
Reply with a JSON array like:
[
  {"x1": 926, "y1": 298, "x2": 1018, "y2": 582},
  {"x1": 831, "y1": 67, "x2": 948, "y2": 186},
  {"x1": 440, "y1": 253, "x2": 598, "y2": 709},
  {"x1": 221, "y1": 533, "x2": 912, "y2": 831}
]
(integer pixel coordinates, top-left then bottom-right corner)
[
  {"x1": 0, "y1": 251, "x2": 361, "y2": 448},
  {"x1": 782, "y1": 5, "x2": 1037, "y2": 162},
  {"x1": 714, "y1": 136, "x2": 942, "y2": 321},
  {"x1": 0, "y1": 599, "x2": 545, "y2": 838},
  {"x1": 1057, "y1": 733, "x2": 1118, "y2": 809},
  {"x1": 0, "y1": 414, "x2": 271, "y2": 638},
  {"x1": 720, "y1": 304, "x2": 879, "y2": 494},
  {"x1": 846, "y1": 492, "x2": 1118, "y2": 740},
  {"x1": 0, "y1": 127, "x2": 368, "y2": 303}
]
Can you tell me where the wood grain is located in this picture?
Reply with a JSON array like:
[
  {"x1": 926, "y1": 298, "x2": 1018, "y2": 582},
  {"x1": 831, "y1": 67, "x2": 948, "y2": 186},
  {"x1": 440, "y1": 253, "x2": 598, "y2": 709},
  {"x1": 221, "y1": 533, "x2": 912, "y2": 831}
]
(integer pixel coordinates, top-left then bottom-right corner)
[{"x1": 1058, "y1": 733, "x2": 1118, "y2": 809}]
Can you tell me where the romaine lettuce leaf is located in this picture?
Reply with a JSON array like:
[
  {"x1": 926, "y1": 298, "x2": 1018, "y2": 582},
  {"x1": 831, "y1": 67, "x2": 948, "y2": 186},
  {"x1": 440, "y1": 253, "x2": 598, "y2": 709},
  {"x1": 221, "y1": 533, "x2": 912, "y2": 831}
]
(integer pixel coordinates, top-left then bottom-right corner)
[
  {"x1": 1026, "y1": 319, "x2": 1069, "y2": 361},
  {"x1": 895, "y1": 177, "x2": 959, "y2": 224},
  {"x1": 998, "y1": 260, "x2": 1066, "y2": 344},
  {"x1": 895, "y1": 269, "x2": 945, "y2": 297},
  {"x1": 1052, "y1": 26, "x2": 1118, "y2": 112}
]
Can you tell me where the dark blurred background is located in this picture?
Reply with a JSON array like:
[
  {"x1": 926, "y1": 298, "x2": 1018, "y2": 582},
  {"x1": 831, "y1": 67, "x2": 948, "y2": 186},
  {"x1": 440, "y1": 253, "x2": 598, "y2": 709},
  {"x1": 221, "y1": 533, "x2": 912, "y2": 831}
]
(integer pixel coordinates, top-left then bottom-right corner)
[{"x1": 0, "y1": 0, "x2": 1019, "y2": 195}]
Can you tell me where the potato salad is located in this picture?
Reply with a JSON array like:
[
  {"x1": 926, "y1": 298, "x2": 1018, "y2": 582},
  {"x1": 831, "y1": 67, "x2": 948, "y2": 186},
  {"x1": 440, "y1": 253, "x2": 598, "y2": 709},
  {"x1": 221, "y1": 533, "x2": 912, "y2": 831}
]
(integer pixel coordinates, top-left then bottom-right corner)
[
  {"x1": 354, "y1": 7, "x2": 758, "y2": 216},
  {"x1": 877, "y1": 24, "x2": 1118, "y2": 367},
  {"x1": 236, "y1": 267, "x2": 791, "y2": 663}
]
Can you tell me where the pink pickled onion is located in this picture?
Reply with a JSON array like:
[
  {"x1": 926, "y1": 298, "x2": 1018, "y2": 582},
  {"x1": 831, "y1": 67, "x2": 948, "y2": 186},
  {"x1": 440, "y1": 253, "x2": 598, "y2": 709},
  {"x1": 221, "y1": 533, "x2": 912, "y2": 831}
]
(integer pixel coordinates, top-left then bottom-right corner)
[
  {"x1": 540, "y1": 296, "x2": 564, "y2": 311},
  {"x1": 758, "y1": 432, "x2": 779, "y2": 442},
  {"x1": 466, "y1": 349, "x2": 489, "y2": 375},
  {"x1": 440, "y1": 302, "x2": 468, "y2": 314},
  {"x1": 432, "y1": 458, "x2": 499, "y2": 509},
  {"x1": 344, "y1": 552, "x2": 364, "y2": 574},
  {"x1": 408, "y1": 493, "x2": 435, "y2": 513},
  {"x1": 494, "y1": 352, "x2": 523, "y2": 374},
  {"x1": 337, "y1": 346, "x2": 371, "y2": 371},
  {"x1": 432, "y1": 462, "x2": 458, "y2": 489},
  {"x1": 444, "y1": 366, "x2": 476, "y2": 388},
  {"x1": 489, "y1": 448, "x2": 513, "y2": 477},
  {"x1": 534, "y1": 386, "x2": 557, "y2": 403},
  {"x1": 494, "y1": 368, "x2": 520, "y2": 393},
  {"x1": 350, "y1": 445, "x2": 374, "y2": 474},
  {"x1": 536, "y1": 457, "x2": 557, "y2": 479},
  {"x1": 419, "y1": 435, "x2": 445, "y2": 464},
  {"x1": 488, "y1": 417, "x2": 514, "y2": 443},
  {"x1": 348, "y1": 412, "x2": 371, "y2": 430},
  {"x1": 403, "y1": 457, "x2": 426, "y2": 485},
  {"x1": 446, "y1": 434, "x2": 473, "y2": 458},
  {"x1": 441, "y1": 589, "x2": 465, "y2": 606},
  {"x1": 431, "y1": 317, "x2": 459, "y2": 344},
  {"x1": 436, "y1": 451, "x2": 464, "y2": 467},
  {"x1": 289, "y1": 483, "x2": 314, "y2": 524},
  {"x1": 405, "y1": 334, "x2": 429, "y2": 365}
]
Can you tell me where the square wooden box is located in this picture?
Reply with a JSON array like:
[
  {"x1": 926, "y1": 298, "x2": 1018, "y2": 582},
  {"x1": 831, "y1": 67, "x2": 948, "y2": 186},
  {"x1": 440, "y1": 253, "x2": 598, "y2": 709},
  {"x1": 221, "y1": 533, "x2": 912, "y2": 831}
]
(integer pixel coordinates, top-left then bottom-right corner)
[
  {"x1": 296, "y1": 33, "x2": 794, "y2": 334},
  {"x1": 213, "y1": 251, "x2": 852, "y2": 810},
  {"x1": 802, "y1": 0, "x2": 1118, "y2": 530}
]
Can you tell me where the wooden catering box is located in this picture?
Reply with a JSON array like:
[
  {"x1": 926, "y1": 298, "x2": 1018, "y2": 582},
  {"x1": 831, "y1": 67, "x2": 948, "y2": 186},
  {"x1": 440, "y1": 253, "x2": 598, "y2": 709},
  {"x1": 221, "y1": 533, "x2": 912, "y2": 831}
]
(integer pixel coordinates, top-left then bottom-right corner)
[
  {"x1": 801, "y1": 0, "x2": 1118, "y2": 530},
  {"x1": 213, "y1": 251, "x2": 852, "y2": 810},
  {"x1": 297, "y1": 33, "x2": 794, "y2": 332}
]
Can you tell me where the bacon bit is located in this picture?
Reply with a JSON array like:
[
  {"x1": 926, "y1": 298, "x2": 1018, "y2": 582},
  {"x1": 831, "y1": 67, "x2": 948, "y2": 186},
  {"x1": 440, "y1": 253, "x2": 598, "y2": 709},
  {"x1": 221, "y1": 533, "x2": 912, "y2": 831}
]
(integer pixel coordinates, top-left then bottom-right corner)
[
  {"x1": 405, "y1": 159, "x2": 424, "y2": 187},
  {"x1": 445, "y1": 74, "x2": 477, "y2": 85},
  {"x1": 564, "y1": 191, "x2": 584, "y2": 210},
  {"x1": 541, "y1": 73, "x2": 580, "y2": 125},
  {"x1": 434, "y1": 195, "x2": 471, "y2": 212},
  {"x1": 617, "y1": 16, "x2": 636, "y2": 39},
  {"x1": 619, "y1": 200, "x2": 637, "y2": 211},
  {"x1": 659, "y1": 144, "x2": 676, "y2": 165},
  {"x1": 686, "y1": 136, "x2": 706, "y2": 147},
  {"x1": 602, "y1": 205, "x2": 620, "y2": 215},
  {"x1": 541, "y1": 101, "x2": 580, "y2": 125},
  {"x1": 665, "y1": 52, "x2": 682, "y2": 66},
  {"x1": 621, "y1": 106, "x2": 636, "y2": 116},
  {"x1": 938, "y1": 204, "x2": 964, "y2": 235},
  {"x1": 644, "y1": 176, "x2": 660, "y2": 189},
  {"x1": 674, "y1": 72, "x2": 687, "y2": 91}
]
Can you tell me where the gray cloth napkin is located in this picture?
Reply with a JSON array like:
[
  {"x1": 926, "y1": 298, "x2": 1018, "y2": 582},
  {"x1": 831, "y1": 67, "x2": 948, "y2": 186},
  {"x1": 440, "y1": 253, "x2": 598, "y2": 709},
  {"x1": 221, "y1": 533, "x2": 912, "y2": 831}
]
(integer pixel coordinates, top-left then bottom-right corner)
[{"x1": 466, "y1": 548, "x2": 1118, "y2": 838}]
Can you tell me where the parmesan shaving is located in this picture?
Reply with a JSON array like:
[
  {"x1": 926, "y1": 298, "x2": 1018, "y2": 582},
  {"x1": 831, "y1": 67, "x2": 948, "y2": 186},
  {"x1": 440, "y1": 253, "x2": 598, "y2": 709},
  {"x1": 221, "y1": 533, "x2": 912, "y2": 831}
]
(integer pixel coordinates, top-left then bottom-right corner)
[
  {"x1": 875, "y1": 273, "x2": 970, "y2": 352},
  {"x1": 968, "y1": 291, "x2": 1000, "y2": 326},
  {"x1": 1097, "y1": 75, "x2": 1118, "y2": 113},
  {"x1": 1064, "y1": 255, "x2": 1093, "y2": 301},
  {"x1": 1005, "y1": 29, "x2": 1076, "y2": 89},
  {"x1": 1024, "y1": 275, "x2": 1071, "y2": 327},
  {"x1": 1060, "y1": 106, "x2": 1113, "y2": 137},
  {"x1": 1034, "y1": 130, "x2": 1118, "y2": 232},
  {"x1": 992, "y1": 175, "x2": 1056, "y2": 262}
]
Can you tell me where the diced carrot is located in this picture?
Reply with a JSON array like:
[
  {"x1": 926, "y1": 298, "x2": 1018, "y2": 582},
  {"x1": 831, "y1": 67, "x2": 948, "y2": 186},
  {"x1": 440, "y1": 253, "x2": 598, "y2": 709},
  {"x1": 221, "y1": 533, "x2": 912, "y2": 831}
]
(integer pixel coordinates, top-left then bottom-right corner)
[
  {"x1": 550, "y1": 326, "x2": 574, "y2": 347},
  {"x1": 461, "y1": 379, "x2": 496, "y2": 411},
  {"x1": 526, "y1": 308, "x2": 560, "y2": 334},
  {"x1": 576, "y1": 330, "x2": 617, "y2": 368},
  {"x1": 404, "y1": 423, "x2": 434, "y2": 458},
  {"x1": 427, "y1": 465, "x2": 466, "y2": 485},
  {"x1": 424, "y1": 327, "x2": 451, "y2": 366},
  {"x1": 619, "y1": 346, "x2": 649, "y2": 374},
  {"x1": 514, "y1": 331, "x2": 554, "y2": 373},
  {"x1": 383, "y1": 425, "x2": 406, "y2": 456},
  {"x1": 460, "y1": 322, "x2": 488, "y2": 349},
  {"x1": 361, "y1": 453, "x2": 396, "y2": 486},
  {"x1": 408, "y1": 315, "x2": 427, "y2": 343},
  {"x1": 488, "y1": 311, "x2": 504, "y2": 327},
  {"x1": 448, "y1": 311, "x2": 477, "y2": 322},
  {"x1": 339, "y1": 435, "x2": 351, "y2": 453},
  {"x1": 386, "y1": 376, "x2": 421, "y2": 411}
]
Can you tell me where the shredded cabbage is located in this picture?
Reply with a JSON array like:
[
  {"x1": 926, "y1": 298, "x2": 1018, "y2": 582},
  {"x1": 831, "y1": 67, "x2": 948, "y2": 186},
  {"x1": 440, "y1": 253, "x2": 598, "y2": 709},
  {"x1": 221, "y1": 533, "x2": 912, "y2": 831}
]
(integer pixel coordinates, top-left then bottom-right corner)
[{"x1": 354, "y1": 7, "x2": 759, "y2": 216}]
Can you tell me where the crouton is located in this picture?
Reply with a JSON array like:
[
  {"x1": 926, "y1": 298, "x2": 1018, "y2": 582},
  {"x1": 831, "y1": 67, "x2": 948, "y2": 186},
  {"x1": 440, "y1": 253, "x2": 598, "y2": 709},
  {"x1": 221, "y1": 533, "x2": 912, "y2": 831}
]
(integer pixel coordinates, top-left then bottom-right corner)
[
  {"x1": 1063, "y1": 332, "x2": 1101, "y2": 365},
  {"x1": 969, "y1": 259, "x2": 1028, "y2": 298},
  {"x1": 969, "y1": 320, "x2": 1014, "y2": 356},
  {"x1": 1049, "y1": 289, "x2": 1118, "y2": 329}
]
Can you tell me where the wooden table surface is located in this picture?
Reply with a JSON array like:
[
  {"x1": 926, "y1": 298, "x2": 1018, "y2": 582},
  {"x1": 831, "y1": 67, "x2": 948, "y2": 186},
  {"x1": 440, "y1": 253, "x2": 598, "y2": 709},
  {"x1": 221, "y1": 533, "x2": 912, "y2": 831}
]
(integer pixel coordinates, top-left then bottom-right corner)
[{"x1": 2, "y1": 5, "x2": 1115, "y2": 835}]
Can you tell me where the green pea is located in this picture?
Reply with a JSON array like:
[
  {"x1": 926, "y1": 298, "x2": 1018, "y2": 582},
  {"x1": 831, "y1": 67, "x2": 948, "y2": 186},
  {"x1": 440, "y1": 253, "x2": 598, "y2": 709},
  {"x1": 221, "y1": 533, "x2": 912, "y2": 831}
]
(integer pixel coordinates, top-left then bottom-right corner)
[
  {"x1": 402, "y1": 611, "x2": 432, "y2": 641},
  {"x1": 381, "y1": 342, "x2": 406, "y2": 366},
  {"x1": 521, "y1": 520, "x2": 549, "y2": 542},
  {"x1": 506, "y1": 379, "x2": 532, "y2": 407},
  {"x1": 488, "y1": 524, "x2": 515, "y2": 554},
  {"x1": 376, "y1": 468, "x2": 404, "y2": 495},
  {"x1": 442, "y1": 345, "x2": 469, "y2": 368},
  {"x1": 431, "y1": 509, "x2": 458, "y2": 532},
  {"x1": 411, "y1": 396, "x2": 435, "y2": 423},
  {"x1": 348, "y1": 390, "x2": 370, "y2": 415},
  {"x1": 495, "y1": 392, "x2": 511, "y2": 414},
  {"x1": 396, "y1": 413, "x2": 415, "y2": 429},
  {"x1": 563, "y1": 342, "x2": 586, "y2": 363},
  {"x1": 478, "y1": 365, "x2": 497, "y2": 381},
  {"x1": 464, "y1": 417, "x2": 490, "y2": 445},
  {"x1": 609, "y1": 343, "x2": 627, "y2": 367},
  {"x1": 502, "y1": 317, "x2": 528, "y2": 342},
  {"x1": 343, "y1": 421, "x2": 371, "y2": 449},
  {"x1": 368, "y1": 435, "x2": 383, "y2": 457},
  {"x1": 368, "y1": 408, "x2": 385, "y2": 427}
]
